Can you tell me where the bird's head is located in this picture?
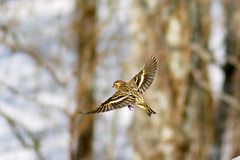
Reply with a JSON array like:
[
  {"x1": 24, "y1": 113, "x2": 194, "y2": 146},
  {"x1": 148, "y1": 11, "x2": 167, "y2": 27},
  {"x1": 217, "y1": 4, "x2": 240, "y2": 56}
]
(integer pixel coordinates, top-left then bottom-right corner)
[{"x1": 112, "y1": 80, "x2": 124, "y2": 90}]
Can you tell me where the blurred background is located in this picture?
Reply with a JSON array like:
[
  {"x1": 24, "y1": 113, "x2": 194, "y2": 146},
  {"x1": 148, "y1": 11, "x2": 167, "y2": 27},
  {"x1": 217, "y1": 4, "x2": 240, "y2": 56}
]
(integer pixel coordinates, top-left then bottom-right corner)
[{"x1": 0, "y1": 0, "x2": 240, "y2": 160}]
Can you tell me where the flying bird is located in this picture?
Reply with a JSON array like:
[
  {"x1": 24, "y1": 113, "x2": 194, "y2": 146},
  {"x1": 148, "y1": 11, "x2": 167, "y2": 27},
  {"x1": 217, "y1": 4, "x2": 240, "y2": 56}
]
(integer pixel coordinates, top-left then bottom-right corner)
[{"x1": 79, "y1": 55, "x2": 157, "y2": 117}]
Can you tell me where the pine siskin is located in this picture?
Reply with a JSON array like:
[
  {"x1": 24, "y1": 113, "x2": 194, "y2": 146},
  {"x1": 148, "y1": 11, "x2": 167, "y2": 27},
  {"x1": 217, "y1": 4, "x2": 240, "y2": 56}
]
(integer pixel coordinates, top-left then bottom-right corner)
[{"x1": 79, "y1": 55, "x2": 157, "y2": 117}]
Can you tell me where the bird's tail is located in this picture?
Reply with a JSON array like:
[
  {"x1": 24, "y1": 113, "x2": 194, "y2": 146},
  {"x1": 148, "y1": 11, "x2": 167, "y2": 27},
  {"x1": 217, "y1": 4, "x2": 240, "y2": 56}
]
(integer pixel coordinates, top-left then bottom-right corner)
[{"x1": 140, "y1": 103, "x2": 156, "y2": 117}]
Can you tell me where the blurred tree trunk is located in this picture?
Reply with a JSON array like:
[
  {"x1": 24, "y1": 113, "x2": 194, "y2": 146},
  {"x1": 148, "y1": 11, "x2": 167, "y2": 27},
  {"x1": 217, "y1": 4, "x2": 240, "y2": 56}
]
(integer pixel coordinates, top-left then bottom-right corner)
[
  {"x1": 221, "y1": 1, "x2": 240, "y2": 159},
  {"x1": 190, "y1": 1, "x2": 213, "y2": 160},
  {"x1": 130, "y1": 1, "x2": 213, "y2": 160},
  {"x1": 69, "y1": 0, "x2": 97, "y2": 160},
  {"x1": 230, "y1": 1, "x2": 240, "y2": 157}
]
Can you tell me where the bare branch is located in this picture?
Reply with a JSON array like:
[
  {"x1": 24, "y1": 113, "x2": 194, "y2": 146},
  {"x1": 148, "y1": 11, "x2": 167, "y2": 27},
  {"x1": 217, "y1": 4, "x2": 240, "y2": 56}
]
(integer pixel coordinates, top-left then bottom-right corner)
[
  {"x1": 0, "y1": 82, "x2": 68, "y2": 114},
  {"x1": 191, "y1": 67, "x2": 240, "y2": 111},
  {"x1": 0, "y1": 109, "x2": 44, "y2": 160}
]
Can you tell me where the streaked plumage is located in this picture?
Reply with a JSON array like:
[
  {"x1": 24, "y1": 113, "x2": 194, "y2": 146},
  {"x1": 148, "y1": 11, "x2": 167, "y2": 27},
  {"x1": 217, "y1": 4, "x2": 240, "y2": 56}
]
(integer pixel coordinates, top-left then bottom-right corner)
[{"x1": 79, "y1": 55, "x2": 157, "y2": 117}]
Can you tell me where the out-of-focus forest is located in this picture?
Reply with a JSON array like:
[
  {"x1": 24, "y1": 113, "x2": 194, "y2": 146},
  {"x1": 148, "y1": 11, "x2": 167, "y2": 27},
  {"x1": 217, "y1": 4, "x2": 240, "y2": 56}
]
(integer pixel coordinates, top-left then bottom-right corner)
[{"x1": 0, "y1": 0, "x2": 240, "y2": 160}]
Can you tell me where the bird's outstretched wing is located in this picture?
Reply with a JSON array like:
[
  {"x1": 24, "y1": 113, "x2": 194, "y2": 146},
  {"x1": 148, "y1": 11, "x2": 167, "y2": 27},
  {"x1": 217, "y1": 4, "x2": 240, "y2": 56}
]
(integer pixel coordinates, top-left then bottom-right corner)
[
  {"x1": 79, "y1": 91, "x2": 135, "y2": 114},
  {"x1": 129, "y1": 55, "x2": 157, "y2": 94}
]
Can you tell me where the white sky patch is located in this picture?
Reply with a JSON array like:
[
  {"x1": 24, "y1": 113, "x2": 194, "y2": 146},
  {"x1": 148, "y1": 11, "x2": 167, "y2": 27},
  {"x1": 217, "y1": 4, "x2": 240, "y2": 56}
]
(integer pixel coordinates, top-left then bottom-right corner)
[
  {"x1": 209, "y1": 0, "x2": 226, "y2": 65},
  {"x1": 208, "y1": 0, "x2": 226, "y2": 99},
  {"x1": 0, "y1": 45, "x2": 12, "y2": 82},
  {"x1": 208, "y1": 63, "x2": 225, "y2": 94},
  {"x1": 3, "y1": 53, "x2": 37, "y2": 90},
  {"x1": 0, "y1": 147, "x2": 36, "y2": 160},
  {"x1": 114, "y1": 109, "x2": 133, "y2": 159},
  {"x1": 36, "y1": 91, "x2": 68, "y2": 109},
  {"x1": 40, "y1": 131, "x2": 69, "y2": 160},
  {"x1": 4, "y1": 0, "x2": 74, "y2": 21}
]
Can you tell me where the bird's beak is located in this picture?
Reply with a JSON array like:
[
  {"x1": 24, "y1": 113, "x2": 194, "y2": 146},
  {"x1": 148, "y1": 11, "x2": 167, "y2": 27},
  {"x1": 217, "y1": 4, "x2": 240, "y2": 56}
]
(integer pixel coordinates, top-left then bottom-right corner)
[{"x1": 112, "y1": 85, "x2": 114, "y2": 88}]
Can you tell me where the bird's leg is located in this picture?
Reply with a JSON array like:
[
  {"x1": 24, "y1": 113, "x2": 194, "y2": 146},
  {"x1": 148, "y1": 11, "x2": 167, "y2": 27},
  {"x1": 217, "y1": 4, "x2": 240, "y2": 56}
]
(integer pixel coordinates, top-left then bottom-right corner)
[{"x1": 128, "y1": 105, "x2": 133, "y2": 111}]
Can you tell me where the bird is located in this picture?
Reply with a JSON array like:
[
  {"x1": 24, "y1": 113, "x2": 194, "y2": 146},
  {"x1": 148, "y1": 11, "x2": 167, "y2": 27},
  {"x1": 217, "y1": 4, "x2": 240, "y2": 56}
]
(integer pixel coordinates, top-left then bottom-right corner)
[{"x1": 79, "y1": 55, "x2": 157, "y2": 117}]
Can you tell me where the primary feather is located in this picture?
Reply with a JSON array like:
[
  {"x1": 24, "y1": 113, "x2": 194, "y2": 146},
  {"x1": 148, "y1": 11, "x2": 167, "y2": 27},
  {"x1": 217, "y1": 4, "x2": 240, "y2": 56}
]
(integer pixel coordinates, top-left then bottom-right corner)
[{"x1": 129, "y1": 55, "x2": 157, "y2": 94}]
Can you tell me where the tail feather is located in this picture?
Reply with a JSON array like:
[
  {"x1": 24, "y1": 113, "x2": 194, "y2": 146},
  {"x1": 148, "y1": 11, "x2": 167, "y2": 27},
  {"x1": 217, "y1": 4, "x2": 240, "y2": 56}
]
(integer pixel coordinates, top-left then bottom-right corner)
[{"x1": 140, "y1": 103, "x2": 156, "y2": 117}]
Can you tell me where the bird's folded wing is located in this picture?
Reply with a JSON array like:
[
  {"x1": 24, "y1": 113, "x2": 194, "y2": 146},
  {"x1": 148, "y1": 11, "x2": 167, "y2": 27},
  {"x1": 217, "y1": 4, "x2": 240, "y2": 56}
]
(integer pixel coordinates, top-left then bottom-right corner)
[
  {"x1": 129, "y1": 55, "x2": 157, "y2": 94},
  {"x1": 79, "y1": 91, "x2": 135, "y2": 114}
]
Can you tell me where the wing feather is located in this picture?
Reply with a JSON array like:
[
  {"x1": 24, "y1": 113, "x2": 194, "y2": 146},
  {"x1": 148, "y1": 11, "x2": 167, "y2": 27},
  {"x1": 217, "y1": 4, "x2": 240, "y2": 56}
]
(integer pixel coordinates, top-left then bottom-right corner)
[
  {"x1": 129, "y1": 55, "x2": 157, "y2": 94},
  {"x1": 79, "y1": 91, "x2": 135, "y2": 114}
]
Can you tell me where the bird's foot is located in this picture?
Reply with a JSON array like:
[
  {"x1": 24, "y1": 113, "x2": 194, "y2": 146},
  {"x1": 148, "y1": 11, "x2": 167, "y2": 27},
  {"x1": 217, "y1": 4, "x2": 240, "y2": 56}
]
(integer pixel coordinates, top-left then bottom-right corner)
[{"x1": 128, "y1": 105, "x2": 133, "y2": 111}]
